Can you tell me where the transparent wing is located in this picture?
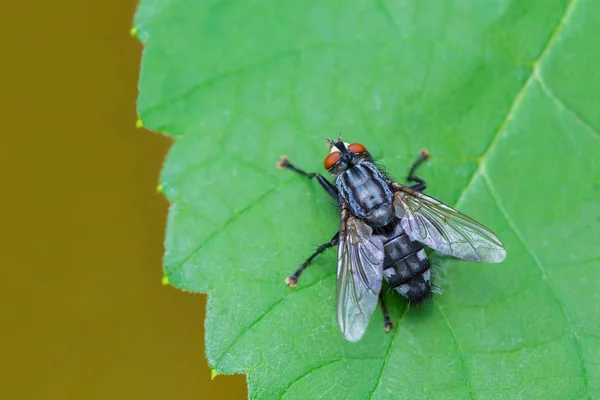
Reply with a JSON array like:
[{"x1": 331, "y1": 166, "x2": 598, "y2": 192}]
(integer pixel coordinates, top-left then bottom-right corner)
[
  {"x1": 393, "y1": 184, "x2": 506, "y2": 263},
  {"x1": 336, "y1": 209, "x2": 384, "y2": 342}
]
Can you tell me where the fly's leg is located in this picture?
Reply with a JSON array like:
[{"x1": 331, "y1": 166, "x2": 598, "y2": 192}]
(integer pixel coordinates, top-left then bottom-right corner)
[
  {"x1": 278, "y1": 155, "x2": 339, "y2": 286},
  {"x1": 407, "y1": 149, "x2": 430, "y2": 192},
  {"x1": 285, "y1": 232, "x2": 339, "y2": 287},
  {"x1": 379, "y1": 292, "x2": 393, "y2": 332},
  {"x1": 277, "y1": 156, "x2": 338, "y2": 198}
]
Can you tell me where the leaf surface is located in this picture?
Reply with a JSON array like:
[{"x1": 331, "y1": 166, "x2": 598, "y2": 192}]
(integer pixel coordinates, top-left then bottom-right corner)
[{"x1": 135, "y1": 0, "x2": 600, "y2": 398}]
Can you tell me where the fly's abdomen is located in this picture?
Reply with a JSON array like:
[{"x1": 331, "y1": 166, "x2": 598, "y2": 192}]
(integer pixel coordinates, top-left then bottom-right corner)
[{"x1": 382, "y1": 225, "x2": 432, "y2": 304}]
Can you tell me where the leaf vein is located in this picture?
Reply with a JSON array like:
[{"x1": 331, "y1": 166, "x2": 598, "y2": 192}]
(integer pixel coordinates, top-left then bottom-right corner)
[
  {"x1": 375, "y1": 0, "x2": 399, "y2": 33},
  {"x1": 281, "y1": 357, "x2": 382, "y2": 399},
  {"x1": 535, "y1": 74, "x2": 600, "y2": 140},
  {"x1": 455, "y1": 0, "x2": 580, "y2": 208},
  {"x1": 368, "y1": 304, "x2": 408, "y2": 400},
  {"x1": 482, "y1": 173, "x2": 590, "y2": 399},
  {"x1": 435, "y1": 302, "x2": 474, "y2": 399},
  {"x1": 141, "y1": 40, "x2": 391, "y2": 118},
  {"x1": 215, "y1": 273, "x2": 336, "y2": 370},
  {"x1": 167, "y1": 182, "x2": 283, "y2": 276},
  {"x1": 281, "y1": 359, "x2": 344, "y2": 399},
  {"x1": 477, "y1": 333, "x2": 568, "y2": 356}
]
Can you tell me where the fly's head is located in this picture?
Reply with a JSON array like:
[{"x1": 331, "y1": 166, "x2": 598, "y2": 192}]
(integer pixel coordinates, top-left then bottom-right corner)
[{"x1": 324, "y1": 137, "x2": 373, "y2": 175}]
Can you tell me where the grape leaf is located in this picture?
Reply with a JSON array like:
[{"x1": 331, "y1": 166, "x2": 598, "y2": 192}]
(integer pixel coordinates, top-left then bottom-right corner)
[{"x1": 134, "y1": 0, "x2": 600, "y2": 398}]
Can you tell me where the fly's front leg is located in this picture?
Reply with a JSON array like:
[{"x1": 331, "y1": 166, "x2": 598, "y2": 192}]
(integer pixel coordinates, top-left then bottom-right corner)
[
  {"x1": 277, "y1": 156, "x2": 338, "y2": 199},
  {"x1": 379, "y1": 292, "x2": 393, "y2": 332},
  {"x1": 406, "y1": 149, "x2": 430, "y2": 192},
  {"x1": 285, "y1": 232, "x2": 339, "y2": 287}
]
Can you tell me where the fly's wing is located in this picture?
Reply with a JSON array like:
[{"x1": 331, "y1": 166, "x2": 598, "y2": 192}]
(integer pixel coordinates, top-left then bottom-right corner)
[
  {"x1": 392, "y1": 184, "x2": 506, "y2": 263},
  {"x1": 336, "y1": 209, "x2": 384, "y2": 342}
]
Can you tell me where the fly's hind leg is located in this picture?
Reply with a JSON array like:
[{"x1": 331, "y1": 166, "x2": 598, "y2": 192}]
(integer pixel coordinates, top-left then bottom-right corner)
[
  {"x1": 277, "y1": 156, "x2": 338, "y2": 198},
  {"x1": 285, "y1": 232, "x2": 339, "y2": 287},
  {"x1": 407, "y1": 149, "x2": 430, "y2": 192},
  {"x1": 379, "y1": 292, "x2": 394, "y2": 332}
]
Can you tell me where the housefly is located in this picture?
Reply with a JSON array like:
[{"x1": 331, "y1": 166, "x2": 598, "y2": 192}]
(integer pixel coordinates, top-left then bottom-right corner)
[{"x1": 277, "y1": 137, "x2": 506, "y2": 342}]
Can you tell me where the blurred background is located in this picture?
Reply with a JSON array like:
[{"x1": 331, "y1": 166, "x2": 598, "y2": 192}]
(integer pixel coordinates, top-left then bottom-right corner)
[{"x1": 0, "y1": 1, "x2": 246, "y2": 398}]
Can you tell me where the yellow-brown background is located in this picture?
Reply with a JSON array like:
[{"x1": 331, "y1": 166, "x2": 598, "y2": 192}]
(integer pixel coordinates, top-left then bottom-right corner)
[{"x1": 0, "y1": 1, "x2": 246, "y2": 398}]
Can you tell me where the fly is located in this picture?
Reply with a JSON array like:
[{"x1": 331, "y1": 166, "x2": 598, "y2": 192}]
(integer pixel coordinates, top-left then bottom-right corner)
[{"x1": 278, "y1": 137, "x2": 507, "y2": 342}]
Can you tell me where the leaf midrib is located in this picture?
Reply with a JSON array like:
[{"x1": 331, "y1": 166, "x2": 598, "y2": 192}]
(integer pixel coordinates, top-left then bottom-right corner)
[{"x1": 370, "y1": 1, "x2": 590, "y2": 397}]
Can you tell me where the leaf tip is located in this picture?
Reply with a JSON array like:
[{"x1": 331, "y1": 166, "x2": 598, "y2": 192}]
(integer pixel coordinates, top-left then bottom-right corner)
[
  {"x1": 136, "y1": 118, "x2": 144, "y2": 128},
  {"x1": 130, "y1": 27, "x2": 137, "y2": 37},
  {"x1": 210, "y1": 368, "x2": 218, "y2": 380},
  {"x1": 156, "y1": 184, "x2": 164, "y2": 194},
  {"x1": 161, "y1": 275, "x2": 170, "y2": 286}
]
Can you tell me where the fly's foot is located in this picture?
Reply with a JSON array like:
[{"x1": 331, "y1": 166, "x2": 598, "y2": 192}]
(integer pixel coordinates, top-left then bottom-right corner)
[
  {"x1": 384, "y1": 321, "x2": 394, "y2": 332},
  {"x1": 277, "y1": 156, "x2": 290, "y2": 170},
  {"x1": 285, "y1": 275, "x2": 298, "y2": 288},
  {"x1": 419, "y1": 149, "x2": 430, "y2": 160}
]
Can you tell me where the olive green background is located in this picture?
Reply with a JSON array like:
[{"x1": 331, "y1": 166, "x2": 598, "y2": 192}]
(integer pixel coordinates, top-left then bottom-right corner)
[{"x1": 0, "y1": 1, "x2": 246, "y2": 398}]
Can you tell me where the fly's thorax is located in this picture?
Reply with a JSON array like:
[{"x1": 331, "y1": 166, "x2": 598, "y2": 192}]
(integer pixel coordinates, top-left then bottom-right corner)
[{"x1": 336, "y1": 162, "x2": 394, "y2": 227}]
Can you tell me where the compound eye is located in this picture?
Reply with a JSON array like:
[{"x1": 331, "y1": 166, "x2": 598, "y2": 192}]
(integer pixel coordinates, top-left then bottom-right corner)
[
  {"x1": 324, "y1": 151, "x2": 341, "y2": 169},
  {"x1": 348, "y1": 143, "x2": 367, "y2": 153}
]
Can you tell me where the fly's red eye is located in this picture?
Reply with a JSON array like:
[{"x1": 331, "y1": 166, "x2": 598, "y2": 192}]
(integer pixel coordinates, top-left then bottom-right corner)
[
  {"x1": 348, "y1": 143, "x2": 367, "y2": 153},
  {"x1": 324, "y1": 152, "x2": 341, "y2": 169}
]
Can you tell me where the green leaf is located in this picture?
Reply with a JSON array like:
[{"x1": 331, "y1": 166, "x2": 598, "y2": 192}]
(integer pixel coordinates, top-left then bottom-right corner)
[{"x1": 135, "y1": 0, "x2": 600, "y2": 398}]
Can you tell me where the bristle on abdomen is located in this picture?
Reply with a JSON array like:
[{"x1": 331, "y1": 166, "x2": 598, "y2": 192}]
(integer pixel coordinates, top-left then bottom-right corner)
[
  {"x1": 382, "y1": 228, "x2": 433, "y2": 304},
  {"x1": 395, "y1": 269, "x2": 433, "y2": 304}
]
